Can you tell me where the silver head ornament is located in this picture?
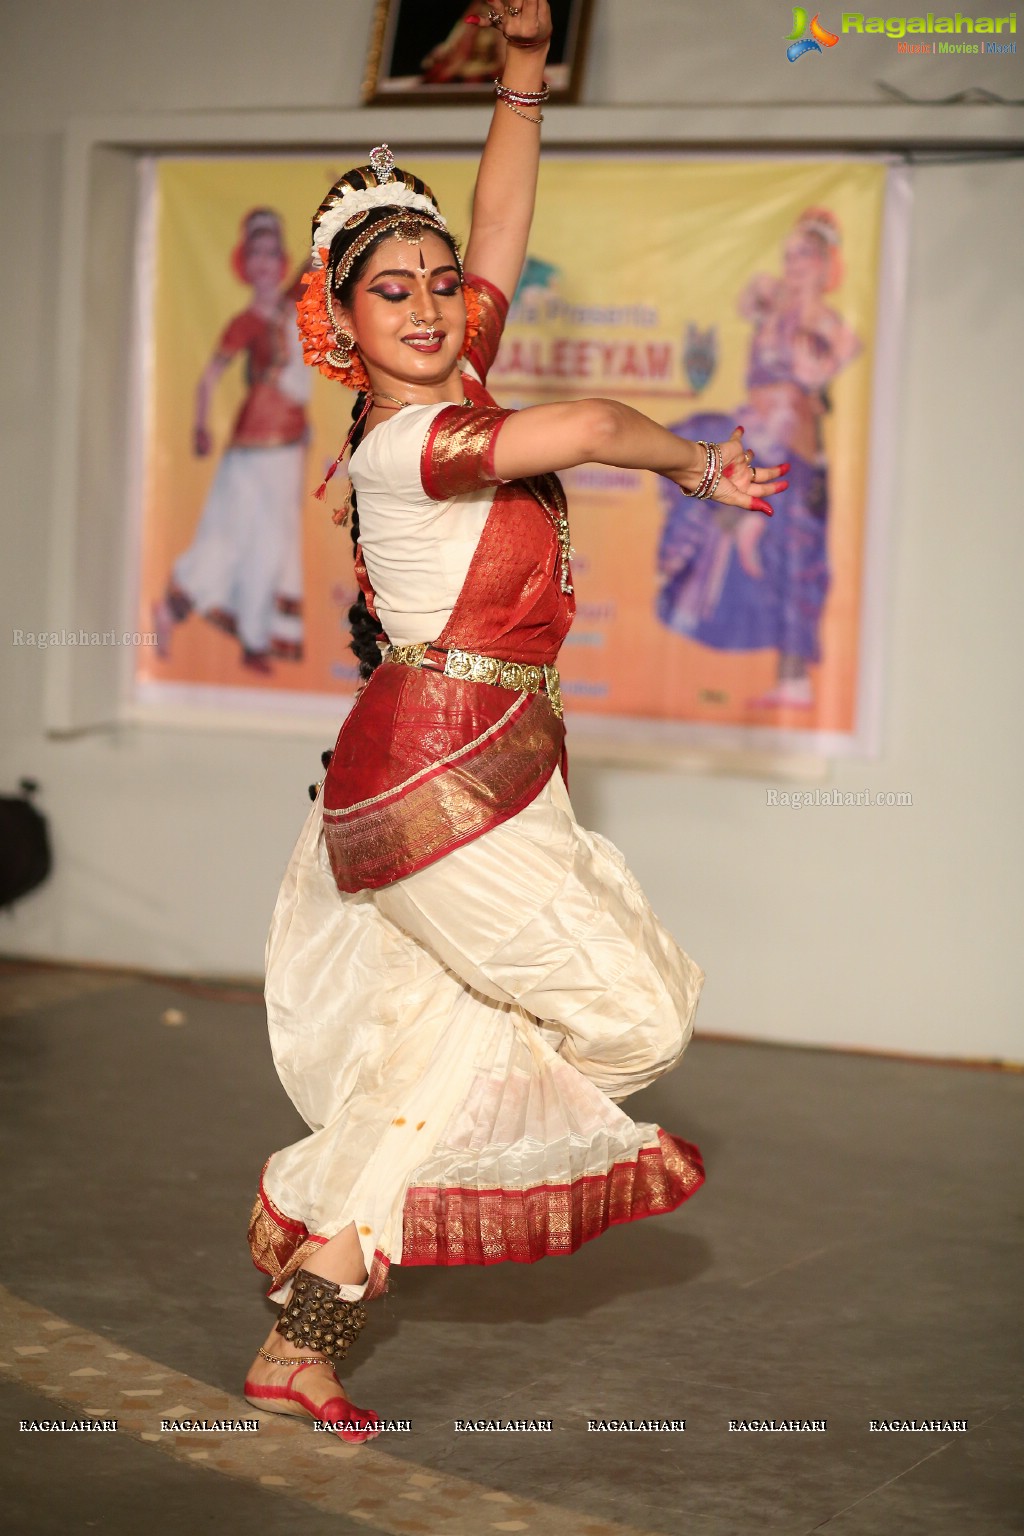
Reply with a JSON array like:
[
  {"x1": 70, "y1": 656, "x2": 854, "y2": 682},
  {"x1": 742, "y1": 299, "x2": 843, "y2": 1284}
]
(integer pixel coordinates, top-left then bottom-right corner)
[{"x1": 368, "y1": 144, "x2": 397, "y2": 185}]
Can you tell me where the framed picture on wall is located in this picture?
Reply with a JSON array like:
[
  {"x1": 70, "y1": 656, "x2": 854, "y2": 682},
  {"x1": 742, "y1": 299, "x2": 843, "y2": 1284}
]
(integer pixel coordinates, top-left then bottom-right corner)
[{"x1": 362, "y1": 0, "x2": 594, "y2": 104}]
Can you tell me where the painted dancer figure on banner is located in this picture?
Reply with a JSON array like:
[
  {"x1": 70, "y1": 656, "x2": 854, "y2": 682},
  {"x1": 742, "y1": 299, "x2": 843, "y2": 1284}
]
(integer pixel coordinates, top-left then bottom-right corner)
[
  {"x1": 420, "y1": 3, "x2": 505, "y2": 84},
  {"x1": 240, "y1": 0, "x2": 788, "y2": 1446},
  {"x1": 153, "y1": 208, "x2": 313, "y2": 674},
  {"x1": 656, "y1": 207, "x2": 862, "y2": 711}
]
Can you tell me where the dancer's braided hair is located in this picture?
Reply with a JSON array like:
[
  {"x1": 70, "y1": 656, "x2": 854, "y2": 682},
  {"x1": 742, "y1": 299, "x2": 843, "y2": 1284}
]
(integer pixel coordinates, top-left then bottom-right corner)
[{"x1": 343, "y1": 392, "x2": 385, "y2": 679}]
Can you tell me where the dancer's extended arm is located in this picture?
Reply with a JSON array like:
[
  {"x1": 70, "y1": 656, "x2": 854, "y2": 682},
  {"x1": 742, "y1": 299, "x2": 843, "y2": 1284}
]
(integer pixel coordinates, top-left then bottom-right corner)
[
  {"x1": 492, "y1": 402, "x2": 788, "y2": 515},
  {"x1": 463, "y1": 0, "x2": 552, "y2": 305}
]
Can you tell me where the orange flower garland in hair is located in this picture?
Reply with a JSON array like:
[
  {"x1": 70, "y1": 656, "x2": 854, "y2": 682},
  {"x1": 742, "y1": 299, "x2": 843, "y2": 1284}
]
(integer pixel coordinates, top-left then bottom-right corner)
[{"x1": 296, "y1": 245, "x2": 483, "y2": 395}]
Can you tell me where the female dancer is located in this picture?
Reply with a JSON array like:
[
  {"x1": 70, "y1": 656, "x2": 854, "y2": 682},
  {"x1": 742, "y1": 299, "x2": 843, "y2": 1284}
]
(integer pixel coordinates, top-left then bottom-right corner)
[
  {"x1": 656, "y1": 207, "x2": 861, "y2": 711},
  {"x1": 243, "y1": 0, "x2": 786, "y2": 1443},
  {"x1": 153, "y1": 208, "x2": 311, "y2": 673}
]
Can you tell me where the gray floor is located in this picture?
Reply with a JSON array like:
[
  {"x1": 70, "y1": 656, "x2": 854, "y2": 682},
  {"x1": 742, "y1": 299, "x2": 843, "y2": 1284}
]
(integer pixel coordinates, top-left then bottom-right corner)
[{"x1": 0, "y1": 961, "x2": 1021, "y2": 1536}]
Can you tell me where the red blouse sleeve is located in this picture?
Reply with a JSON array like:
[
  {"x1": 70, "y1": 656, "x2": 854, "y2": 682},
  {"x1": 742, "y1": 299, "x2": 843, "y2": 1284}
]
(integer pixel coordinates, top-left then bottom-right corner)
[
  {"x1": 463, "y1": 271, "x2": 509, "y2": 384},
  {"x1": 420, "y1": 403, "x2": 514, "y2": 502},
  {"x1": 216, "y1": 309, "x2": 259, "y2": 359}
]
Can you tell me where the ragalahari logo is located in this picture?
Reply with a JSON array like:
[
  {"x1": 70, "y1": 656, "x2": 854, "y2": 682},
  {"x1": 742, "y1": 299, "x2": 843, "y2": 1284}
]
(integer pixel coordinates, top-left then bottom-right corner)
[
  {"x1": 786, "y1": 8, "x2": 841, "y2": 58},
  {"x1": 787, "y1": 11, "x2": 1016, "y2": 57}
]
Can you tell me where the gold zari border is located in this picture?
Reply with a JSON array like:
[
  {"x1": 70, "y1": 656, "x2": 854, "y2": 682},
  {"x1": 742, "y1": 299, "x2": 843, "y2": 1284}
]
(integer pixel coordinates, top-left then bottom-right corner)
[{"x1": 322, "y1": 689, "x2": 564, "y2": 892}]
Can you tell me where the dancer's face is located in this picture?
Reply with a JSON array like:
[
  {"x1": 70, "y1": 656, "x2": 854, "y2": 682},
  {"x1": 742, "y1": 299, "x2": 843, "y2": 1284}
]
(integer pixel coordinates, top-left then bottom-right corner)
[
  {"x1": 340, "y1": 230, "x2": 467, "y2": 392},
  {"x1": 782, "y1": 231, "x2": 828, "y2": 296},
  {"x1": 244, "y1": 232, "x2": 285, "y2": 295}
]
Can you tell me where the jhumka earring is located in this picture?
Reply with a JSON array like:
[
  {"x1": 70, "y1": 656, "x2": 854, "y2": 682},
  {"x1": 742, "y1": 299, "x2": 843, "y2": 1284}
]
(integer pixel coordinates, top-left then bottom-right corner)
[
  {"x1": 325, "y1": 261, "x2": 356, "y2": 368},
  {"x1": 327, "y1": 324, "x2": 356, "y2": 369}
]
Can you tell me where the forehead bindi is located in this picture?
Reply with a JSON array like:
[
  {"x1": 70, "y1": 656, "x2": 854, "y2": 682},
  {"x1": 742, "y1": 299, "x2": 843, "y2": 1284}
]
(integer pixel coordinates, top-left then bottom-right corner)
[{"x1": 364, "y1": 230, "x2": 452, "y2": 277}]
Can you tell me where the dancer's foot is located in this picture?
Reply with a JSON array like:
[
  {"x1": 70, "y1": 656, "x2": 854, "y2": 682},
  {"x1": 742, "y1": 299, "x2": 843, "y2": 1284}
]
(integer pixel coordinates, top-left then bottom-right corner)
[
  {"x1": 152, "y1": 599, "x2": 174, "y2": 660},
  {"x1": 241, "y1": 649, "x2": 273, "y2": 675},
  {"x1": 243, "y1": 1324, "x2": 381, "y2": 1443},
  {"x1": 747, "y1": 676, "x2": 814, "y2": 710}
]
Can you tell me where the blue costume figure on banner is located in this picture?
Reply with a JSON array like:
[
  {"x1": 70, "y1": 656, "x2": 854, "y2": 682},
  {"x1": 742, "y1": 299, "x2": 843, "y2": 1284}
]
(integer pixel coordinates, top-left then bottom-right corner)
[{"x1": 657, "y1": 207, "x2": 862, "y2": 711}]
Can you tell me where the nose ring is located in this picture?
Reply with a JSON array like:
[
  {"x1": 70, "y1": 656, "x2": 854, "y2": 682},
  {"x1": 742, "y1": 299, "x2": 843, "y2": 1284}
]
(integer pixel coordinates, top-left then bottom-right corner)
[{"x1": 411, "y1": 311, "x2": 437, "y2": 342}]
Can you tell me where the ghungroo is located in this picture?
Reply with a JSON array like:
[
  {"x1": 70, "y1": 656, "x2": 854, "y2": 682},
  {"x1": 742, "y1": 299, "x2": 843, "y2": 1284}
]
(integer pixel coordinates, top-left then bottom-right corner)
[{"x1": 275, "y1": 1269, "x2": 368, "y2": 1361}]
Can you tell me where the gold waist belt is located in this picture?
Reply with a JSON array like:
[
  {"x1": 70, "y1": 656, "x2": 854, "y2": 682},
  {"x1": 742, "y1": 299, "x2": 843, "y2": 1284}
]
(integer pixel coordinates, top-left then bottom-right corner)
[{"x1": 384, "y1": 642, "x2": 562, "y2": 718}]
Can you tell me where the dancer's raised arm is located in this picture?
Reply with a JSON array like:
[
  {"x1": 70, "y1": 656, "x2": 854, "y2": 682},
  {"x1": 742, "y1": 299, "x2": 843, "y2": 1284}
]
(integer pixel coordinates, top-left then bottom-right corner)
[{"x1": 463, "y1": 0, "x2": 553, "y2": 303}]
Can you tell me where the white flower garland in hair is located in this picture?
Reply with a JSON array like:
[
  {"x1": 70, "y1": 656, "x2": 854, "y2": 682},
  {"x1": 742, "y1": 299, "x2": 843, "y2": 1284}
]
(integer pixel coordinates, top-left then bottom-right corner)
[
  {"x1": 799, "y1": 216, "x2": 840, "y2": 246},
  {"x1": 311, "y1": 185, "x2": 448, "y2": 268}
]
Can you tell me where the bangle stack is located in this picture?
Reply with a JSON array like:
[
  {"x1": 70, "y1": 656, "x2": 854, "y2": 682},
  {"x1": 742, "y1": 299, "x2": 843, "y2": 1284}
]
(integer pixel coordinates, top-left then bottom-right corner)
[
  {"x1": 494, "y1": 77, "x2": 549, "y2": 124},
  {"x1": 688, "y1": 440, "x2": 724, "y2": 500}
]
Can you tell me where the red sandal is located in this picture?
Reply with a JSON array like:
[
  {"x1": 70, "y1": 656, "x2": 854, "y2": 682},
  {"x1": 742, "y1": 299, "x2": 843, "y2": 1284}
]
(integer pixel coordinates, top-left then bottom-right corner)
[
  {"x1": 244, "y1": 1352, "x2": 382, "y2": 1443},
  {"x1": 245, "y1": 1268, "x2": 382, "y2": 1443}
]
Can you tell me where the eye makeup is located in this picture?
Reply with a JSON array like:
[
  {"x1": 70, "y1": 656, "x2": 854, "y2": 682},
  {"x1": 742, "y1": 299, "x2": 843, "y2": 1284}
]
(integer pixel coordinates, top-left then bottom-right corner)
[{"x1": 367, "y1": 280, "x2": 462, "y2": 303}]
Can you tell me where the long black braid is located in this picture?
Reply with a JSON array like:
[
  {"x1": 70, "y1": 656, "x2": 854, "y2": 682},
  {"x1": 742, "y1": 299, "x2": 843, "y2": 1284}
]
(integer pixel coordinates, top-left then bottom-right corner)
[
  {"x1": 310, "y1": 393, "x2": 382, "y2": 799},
  {"x1": 344, "y1": 392, "x2": 386, "y2": 680}
]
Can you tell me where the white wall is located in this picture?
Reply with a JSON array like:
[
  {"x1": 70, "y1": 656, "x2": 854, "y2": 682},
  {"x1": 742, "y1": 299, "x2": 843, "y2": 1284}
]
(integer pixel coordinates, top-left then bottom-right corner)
[{"x1": 1, "y1": 3, "x2": 1022, "y2": 1061}]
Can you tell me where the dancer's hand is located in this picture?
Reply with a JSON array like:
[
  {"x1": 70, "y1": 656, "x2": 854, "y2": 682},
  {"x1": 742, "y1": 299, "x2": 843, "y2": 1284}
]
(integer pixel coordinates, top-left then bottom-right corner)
[
  {"x1": 469, "y1": 0, "x2": 553, "y2": 49},
  {"x1": 669, "y1": 426, "x2": 788, "y2": 517}
]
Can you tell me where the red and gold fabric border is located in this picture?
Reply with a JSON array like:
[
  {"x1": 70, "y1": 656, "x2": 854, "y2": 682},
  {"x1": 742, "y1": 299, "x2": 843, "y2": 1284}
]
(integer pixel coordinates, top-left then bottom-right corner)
[
  {"x1": 322, "y1": 689, "x2": 564, "y2": 893},
  {"x1": 325, "y1": 690, "x2": 527, "y2": 818},
  {"x1": 246, "y1": 1165, "x2": 392, "y2": 1301},
  {"x1": 398, "y1": 1129, "x2": 705, "y2": 1270},
  {"x1": 420, "y1": 403, "x2": 513, "y2": 501},
  {"x1": 247, "y1": 1168, "x2": 326, "y2": 1295}
]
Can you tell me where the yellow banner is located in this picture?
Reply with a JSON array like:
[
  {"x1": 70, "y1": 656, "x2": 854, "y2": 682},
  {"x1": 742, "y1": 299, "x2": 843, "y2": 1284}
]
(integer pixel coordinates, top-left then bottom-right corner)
[{"x1": 135, "y1": 154, "x2": 889, "y2": 747}]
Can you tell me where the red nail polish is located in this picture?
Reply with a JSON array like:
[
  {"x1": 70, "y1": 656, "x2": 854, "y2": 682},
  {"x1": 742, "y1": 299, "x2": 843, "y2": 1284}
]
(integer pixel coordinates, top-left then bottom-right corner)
[
  {"x1": 778, "y1": 480, "x2": 789, "y2": 490},
  {"x1": 780, "y1": 461, "x2": 791, "y2": 472}
]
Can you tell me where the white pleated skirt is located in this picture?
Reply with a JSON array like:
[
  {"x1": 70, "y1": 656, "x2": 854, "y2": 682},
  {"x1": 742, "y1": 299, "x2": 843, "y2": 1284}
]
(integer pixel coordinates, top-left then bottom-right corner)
[
  {"x1": 251, "y1": 764, "x2": 706, "y2": 1305},
  {"x1": 172, "y1": 442, "x2": 304, "y2": 654}
]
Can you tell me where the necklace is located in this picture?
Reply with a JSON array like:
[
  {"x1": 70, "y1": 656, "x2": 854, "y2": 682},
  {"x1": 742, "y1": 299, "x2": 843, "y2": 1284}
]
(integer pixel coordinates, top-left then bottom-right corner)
[{"x1": 372, "y1": 390, "x2": 470, "y2": 411}]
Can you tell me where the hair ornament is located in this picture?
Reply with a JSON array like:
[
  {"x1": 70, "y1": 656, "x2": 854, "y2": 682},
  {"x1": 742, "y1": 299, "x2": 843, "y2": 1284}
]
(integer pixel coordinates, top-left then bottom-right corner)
[
  {"x1": 797, "y1": 207, "x2": 842, "y2": 246},
  {"x1": 368, "y1": 143, "x2": 397, "y2": 184},
  {"x1": 795, "y1": 206, "x2": 845, "y2": 291},
  {"x1": 310, "y1": 146, "x2": 449, "y2": 270},
  {"x1": 243, "y1": 208, "x2": 282, "y2": 241}
]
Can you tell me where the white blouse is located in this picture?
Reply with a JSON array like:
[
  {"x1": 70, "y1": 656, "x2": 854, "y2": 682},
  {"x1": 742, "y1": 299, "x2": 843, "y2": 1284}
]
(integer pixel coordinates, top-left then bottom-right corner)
[{"x1": 347, "y1": 365, "x2": 500, "y2": 646}]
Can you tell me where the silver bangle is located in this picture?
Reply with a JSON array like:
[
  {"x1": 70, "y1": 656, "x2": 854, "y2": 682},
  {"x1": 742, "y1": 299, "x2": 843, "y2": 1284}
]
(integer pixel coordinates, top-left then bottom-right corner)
[
  {"x1": 494, "y1": 77, "x2": 550, "y2": 103},
  {"x1": 706, "y1": 446, "x2": 725, "y2": 501},
  {"x1": 689, "y1": 440, "x2": 715, "y2": 499},
  {"x1": 498, "y1": 96, "x2": 543, "y2": 124}
]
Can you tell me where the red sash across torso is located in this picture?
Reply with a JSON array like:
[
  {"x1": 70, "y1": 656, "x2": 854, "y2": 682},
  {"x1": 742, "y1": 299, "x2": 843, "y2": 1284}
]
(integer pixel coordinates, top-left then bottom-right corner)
[{"x1": 321, "y1": 371, "x2": 576, "y2": 894}]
